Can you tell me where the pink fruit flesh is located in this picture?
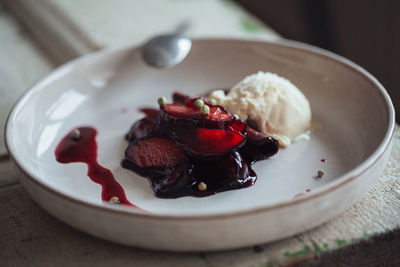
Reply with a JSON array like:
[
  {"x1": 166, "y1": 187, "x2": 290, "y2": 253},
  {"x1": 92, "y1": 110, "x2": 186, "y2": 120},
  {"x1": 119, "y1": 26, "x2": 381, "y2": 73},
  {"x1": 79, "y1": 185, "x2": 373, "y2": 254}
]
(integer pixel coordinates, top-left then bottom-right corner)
[{"x1": 125, "y1": 136, "x2": 186, "y2": 168}]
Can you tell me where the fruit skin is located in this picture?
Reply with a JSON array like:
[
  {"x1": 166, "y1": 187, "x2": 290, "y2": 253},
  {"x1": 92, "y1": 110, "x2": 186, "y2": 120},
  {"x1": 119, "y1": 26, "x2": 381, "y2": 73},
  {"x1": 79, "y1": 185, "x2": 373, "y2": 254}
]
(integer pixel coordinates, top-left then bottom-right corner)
[
  {"x1": 240, "y1": 127, "x2": 279, "y2": 163},
  {"x1": 122, "y1": 135, "x2": 187, "y2": 177},
  {"x1": 125, "y1": 118, "x2": 158, "y2": 142},
  {"x1": 160, "y1": 103, "x2": 233, "y2": 130},
  {"x1": 148, "y1": 152, "x2": 256, "y2": 198},
  {"x1": 172, "y1": 92, "x2": 189, "y2": 105},
  {"x1": 125, "y1": 108, "x2": 159, "y2": 142},
  {"x1": 191, "y1": 151, "x2": 256, "y2": 191},
  {"x1": 171, "y1": 126, "x2": 246, "y2": 159},
  {"x1": 160, "y1": 105, "x2": 247, "y2": 159},
  {"x1": 122, "y1": 92, "x2": 280, "y2": 198},
  {"x1": 148, "y1": 163, "x2": 196, "y2": 198}
]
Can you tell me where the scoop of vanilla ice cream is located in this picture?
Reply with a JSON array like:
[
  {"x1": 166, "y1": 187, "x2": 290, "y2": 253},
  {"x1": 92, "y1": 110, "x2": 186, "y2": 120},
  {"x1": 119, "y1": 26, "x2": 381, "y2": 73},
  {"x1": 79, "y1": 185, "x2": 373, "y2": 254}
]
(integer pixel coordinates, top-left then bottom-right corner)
[{"x1": 209, "y1": 71, "x2": 311, "y2": 147}]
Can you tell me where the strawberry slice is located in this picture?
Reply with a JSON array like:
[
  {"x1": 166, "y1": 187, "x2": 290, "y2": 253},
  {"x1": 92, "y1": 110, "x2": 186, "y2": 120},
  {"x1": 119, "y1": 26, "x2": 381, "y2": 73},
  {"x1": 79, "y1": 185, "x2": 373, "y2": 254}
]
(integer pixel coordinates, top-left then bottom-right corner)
[
  {"x1": 173, "y1": 127, "x2": 246, "y2": 157},
  {"x1": 122, "y1": 136, "x2": 187, "y2": 177},
  {"x1": 240, "y1": 127, "x2": 279, "y2": 163}
]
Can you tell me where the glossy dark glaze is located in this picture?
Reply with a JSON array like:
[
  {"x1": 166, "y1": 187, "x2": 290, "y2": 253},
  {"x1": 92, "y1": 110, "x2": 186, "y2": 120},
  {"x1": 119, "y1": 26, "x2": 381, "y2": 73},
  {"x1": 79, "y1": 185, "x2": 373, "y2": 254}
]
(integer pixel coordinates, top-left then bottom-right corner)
[
  {"x1": 55, "y1": 127, "x2": 138, "y2": 207},
  {"x1": 122, "y1": 96, "x2": 278, "y2": 199},
  {"x1": 127, "y1": 151, "x2": 257, "y2": 198}
]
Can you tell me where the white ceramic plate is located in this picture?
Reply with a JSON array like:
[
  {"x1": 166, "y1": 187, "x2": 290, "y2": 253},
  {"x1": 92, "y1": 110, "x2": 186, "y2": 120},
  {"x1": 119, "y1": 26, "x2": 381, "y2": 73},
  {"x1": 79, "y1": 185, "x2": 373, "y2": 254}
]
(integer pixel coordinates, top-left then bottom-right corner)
[{"x1": 5, "y1": 39, "x2": 394, "y2": 251}]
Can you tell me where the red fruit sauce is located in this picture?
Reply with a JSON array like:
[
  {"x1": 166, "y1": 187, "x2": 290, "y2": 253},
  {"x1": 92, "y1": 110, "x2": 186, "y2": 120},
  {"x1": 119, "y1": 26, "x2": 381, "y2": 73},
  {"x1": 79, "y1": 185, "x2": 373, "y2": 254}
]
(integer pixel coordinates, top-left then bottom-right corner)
[
  {"x1": 54, "y1": 93, "x2": 279, "y2": 200},
  {"x1": 55, "y1": 127, "x2": 138, "y2": 208},
  {"x1": 121, "y1": 92, "x2": 279, "y2": 198}
]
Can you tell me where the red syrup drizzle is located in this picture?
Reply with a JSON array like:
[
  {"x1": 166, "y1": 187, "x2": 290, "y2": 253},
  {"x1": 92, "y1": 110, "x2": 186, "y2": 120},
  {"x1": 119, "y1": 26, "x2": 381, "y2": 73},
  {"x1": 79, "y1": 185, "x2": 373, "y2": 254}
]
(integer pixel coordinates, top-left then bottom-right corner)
[
  {"x1": 55, "y1": 127, "x2": 138, "y2": 208},
  {"x1": 122, "y1": 103, "x2": 279, "y2": 198}
]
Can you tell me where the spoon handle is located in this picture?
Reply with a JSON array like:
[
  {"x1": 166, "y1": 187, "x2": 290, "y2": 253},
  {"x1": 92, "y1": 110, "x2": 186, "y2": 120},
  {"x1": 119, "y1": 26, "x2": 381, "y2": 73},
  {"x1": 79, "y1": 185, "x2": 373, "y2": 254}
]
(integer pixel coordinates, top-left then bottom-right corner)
[{"x1": 175, "y1": 20, "x2": 191, "y2": 35}]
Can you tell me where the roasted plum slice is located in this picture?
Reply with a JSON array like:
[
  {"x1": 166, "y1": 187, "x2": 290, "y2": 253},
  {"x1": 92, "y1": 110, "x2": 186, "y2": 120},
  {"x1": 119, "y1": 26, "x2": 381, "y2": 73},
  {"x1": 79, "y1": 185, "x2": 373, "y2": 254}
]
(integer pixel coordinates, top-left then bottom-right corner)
[
  {"x1": 161, "y1": 104, "x2": 200, "y2": 122},
  {"x1": 191, "y1": 151, "x2": 256, "y2": 193},
  {"x1": 126, "y1": 108, "x2": 159, "y2": 142},
  {"x1": 185, "y1": 97, "x2": 232, "y2": 121},
  {"x1": 149, "y1": 163, "x2": 196, "y2": 198},
  {"x1": 172, "y1": 92, "x2": 189, "y2": 105},
  {"x1": 122, "y1": 136, "x2": 187, "y2": 177},
  {"x1": 160, "y1": 103, "x2": 233, "y2": 129},
  {"x1": 126, "y1": 118, "x2": 157, "y2": 142},
  {"x1": 172, "y1": 126, "x2": 246, "y2": 158},
  {"x1": 229, "y1": 118, "x2": 247, "y2": 133},
  {"x1": 139, "y1": 107, "x2": 160, "y2": 118},
  {"x1": 122, "y1": 92, "x2": 280, "y2": 198},
  {"x1": 240, "y1": 127, "x2": 279, "y2": 163},
  {"x1": 150, "y1": 152, "x2": 256, "y2": 198}
]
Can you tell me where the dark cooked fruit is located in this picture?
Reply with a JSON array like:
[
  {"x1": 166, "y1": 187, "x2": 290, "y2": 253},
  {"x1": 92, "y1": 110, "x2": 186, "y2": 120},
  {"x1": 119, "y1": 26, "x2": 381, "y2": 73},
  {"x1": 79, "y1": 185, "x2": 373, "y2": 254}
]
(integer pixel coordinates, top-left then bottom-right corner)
[
  {"x1": 172, "y1": 126, "x2": 246, "y2": 158},
  {"x1": 240, "y1": 127, "x2": 279, "y2": 163},
  {"x1": 147, "y1": 152, "x2": 256, "y2": 198},
  {"x1": 122, "y1": 136, "x2": 187, "y2": 177},
  {"x1": 229, "y1": 118, "x2": 247, "y2": 133},
  {"x1": 185, "y1": 98, "x2": 232, "y2": 121},
  {"x1": 206, "y1": 105, "x2": 232, "y2": 121},
  {"x1": 191, "y1": 151, "x2": 256, "y2": 191},
  {"x1": 126, "y1": 108, "x2": 159, "y2": 142},
  {"x1": 149, "y1": 163, "x2": 195, "y2": 198},
  {"x1": 172, "y1": 92, "x2": 189, "y2": 105},
  {"x1": 122, "y1": 91, "x2": 279, "y2": 198},
  {"x1": 161, "y1": 103, "x2": 200, "y2": 122},
  {"x1": 125, "y1": 118, "x2": 157, "y2": 141},
  {"x1": 139, "y1": 108, "x2": 160, "y2": 118},
  {"x1": 160, "y1": 102, "x2": 233, "y2": 129}
]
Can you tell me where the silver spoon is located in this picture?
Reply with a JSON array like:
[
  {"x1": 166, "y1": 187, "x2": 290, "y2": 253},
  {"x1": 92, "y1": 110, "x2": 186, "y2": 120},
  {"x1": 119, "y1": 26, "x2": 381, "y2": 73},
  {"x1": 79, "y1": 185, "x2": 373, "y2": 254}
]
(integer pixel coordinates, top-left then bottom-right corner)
[{"x1": 142, "y1": 22, "x2": 192, "y2": 68}]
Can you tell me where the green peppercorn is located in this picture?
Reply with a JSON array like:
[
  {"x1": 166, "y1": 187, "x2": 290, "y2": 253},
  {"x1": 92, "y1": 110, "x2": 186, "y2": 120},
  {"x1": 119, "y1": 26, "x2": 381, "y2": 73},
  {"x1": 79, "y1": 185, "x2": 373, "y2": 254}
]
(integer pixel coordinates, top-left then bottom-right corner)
[
  {"x1": 194, "y1": 99, "x2": 204, "y2": 109},
  {"x1": 157, "y1": 97, "x2": 167, "y2": 107},
  {"x1": 201, "y1": 104, "x2": 210, "y2": 115}
]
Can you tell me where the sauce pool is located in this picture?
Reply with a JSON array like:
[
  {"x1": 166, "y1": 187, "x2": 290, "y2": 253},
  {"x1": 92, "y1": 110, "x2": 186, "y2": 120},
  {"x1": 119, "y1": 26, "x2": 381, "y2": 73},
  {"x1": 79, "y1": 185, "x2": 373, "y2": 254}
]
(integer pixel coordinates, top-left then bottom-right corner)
[{"x1": 55, "y1": 127, "x2": 138, "y2": 208}]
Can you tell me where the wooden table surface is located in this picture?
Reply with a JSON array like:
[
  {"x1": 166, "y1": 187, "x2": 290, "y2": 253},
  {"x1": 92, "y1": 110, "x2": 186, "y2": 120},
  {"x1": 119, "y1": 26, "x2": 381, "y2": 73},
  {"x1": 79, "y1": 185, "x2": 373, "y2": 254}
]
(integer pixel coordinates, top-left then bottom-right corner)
[{"x1": 0, "y1": 1, "x2": 399, "y2": 266}]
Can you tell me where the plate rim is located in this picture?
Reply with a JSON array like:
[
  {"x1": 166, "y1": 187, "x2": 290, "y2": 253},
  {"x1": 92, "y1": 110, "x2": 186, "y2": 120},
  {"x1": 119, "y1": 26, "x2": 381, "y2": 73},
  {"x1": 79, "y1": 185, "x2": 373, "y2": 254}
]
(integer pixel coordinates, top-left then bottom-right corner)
[{"x1": 5, "y1": 38, "x2": 395, "y2": 220}]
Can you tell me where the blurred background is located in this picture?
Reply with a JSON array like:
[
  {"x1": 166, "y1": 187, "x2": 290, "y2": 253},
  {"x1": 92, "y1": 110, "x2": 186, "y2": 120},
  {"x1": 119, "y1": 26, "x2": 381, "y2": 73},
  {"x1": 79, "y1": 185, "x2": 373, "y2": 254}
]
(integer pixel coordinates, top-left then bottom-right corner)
[
  {"x1": 3, "y1": 0, "x2": 399, "y2": 121},
  {"x1": 1, "y1": 1, "x2": 400, "y2": 266},
  {"x1": 234, "y1": 0, "x2": 400, "y2": 120},
  {"x1": 1, "y1": 0, "x2": 399, "y2": 146}
]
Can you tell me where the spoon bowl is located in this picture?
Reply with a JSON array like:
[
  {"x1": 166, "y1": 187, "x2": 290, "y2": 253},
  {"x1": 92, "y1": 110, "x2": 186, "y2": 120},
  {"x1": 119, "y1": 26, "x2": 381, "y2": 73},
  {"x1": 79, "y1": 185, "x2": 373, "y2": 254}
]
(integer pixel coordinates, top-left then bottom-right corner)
[{"x1": 142, "y1": 34, "x2": 192, "y2": 68}]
